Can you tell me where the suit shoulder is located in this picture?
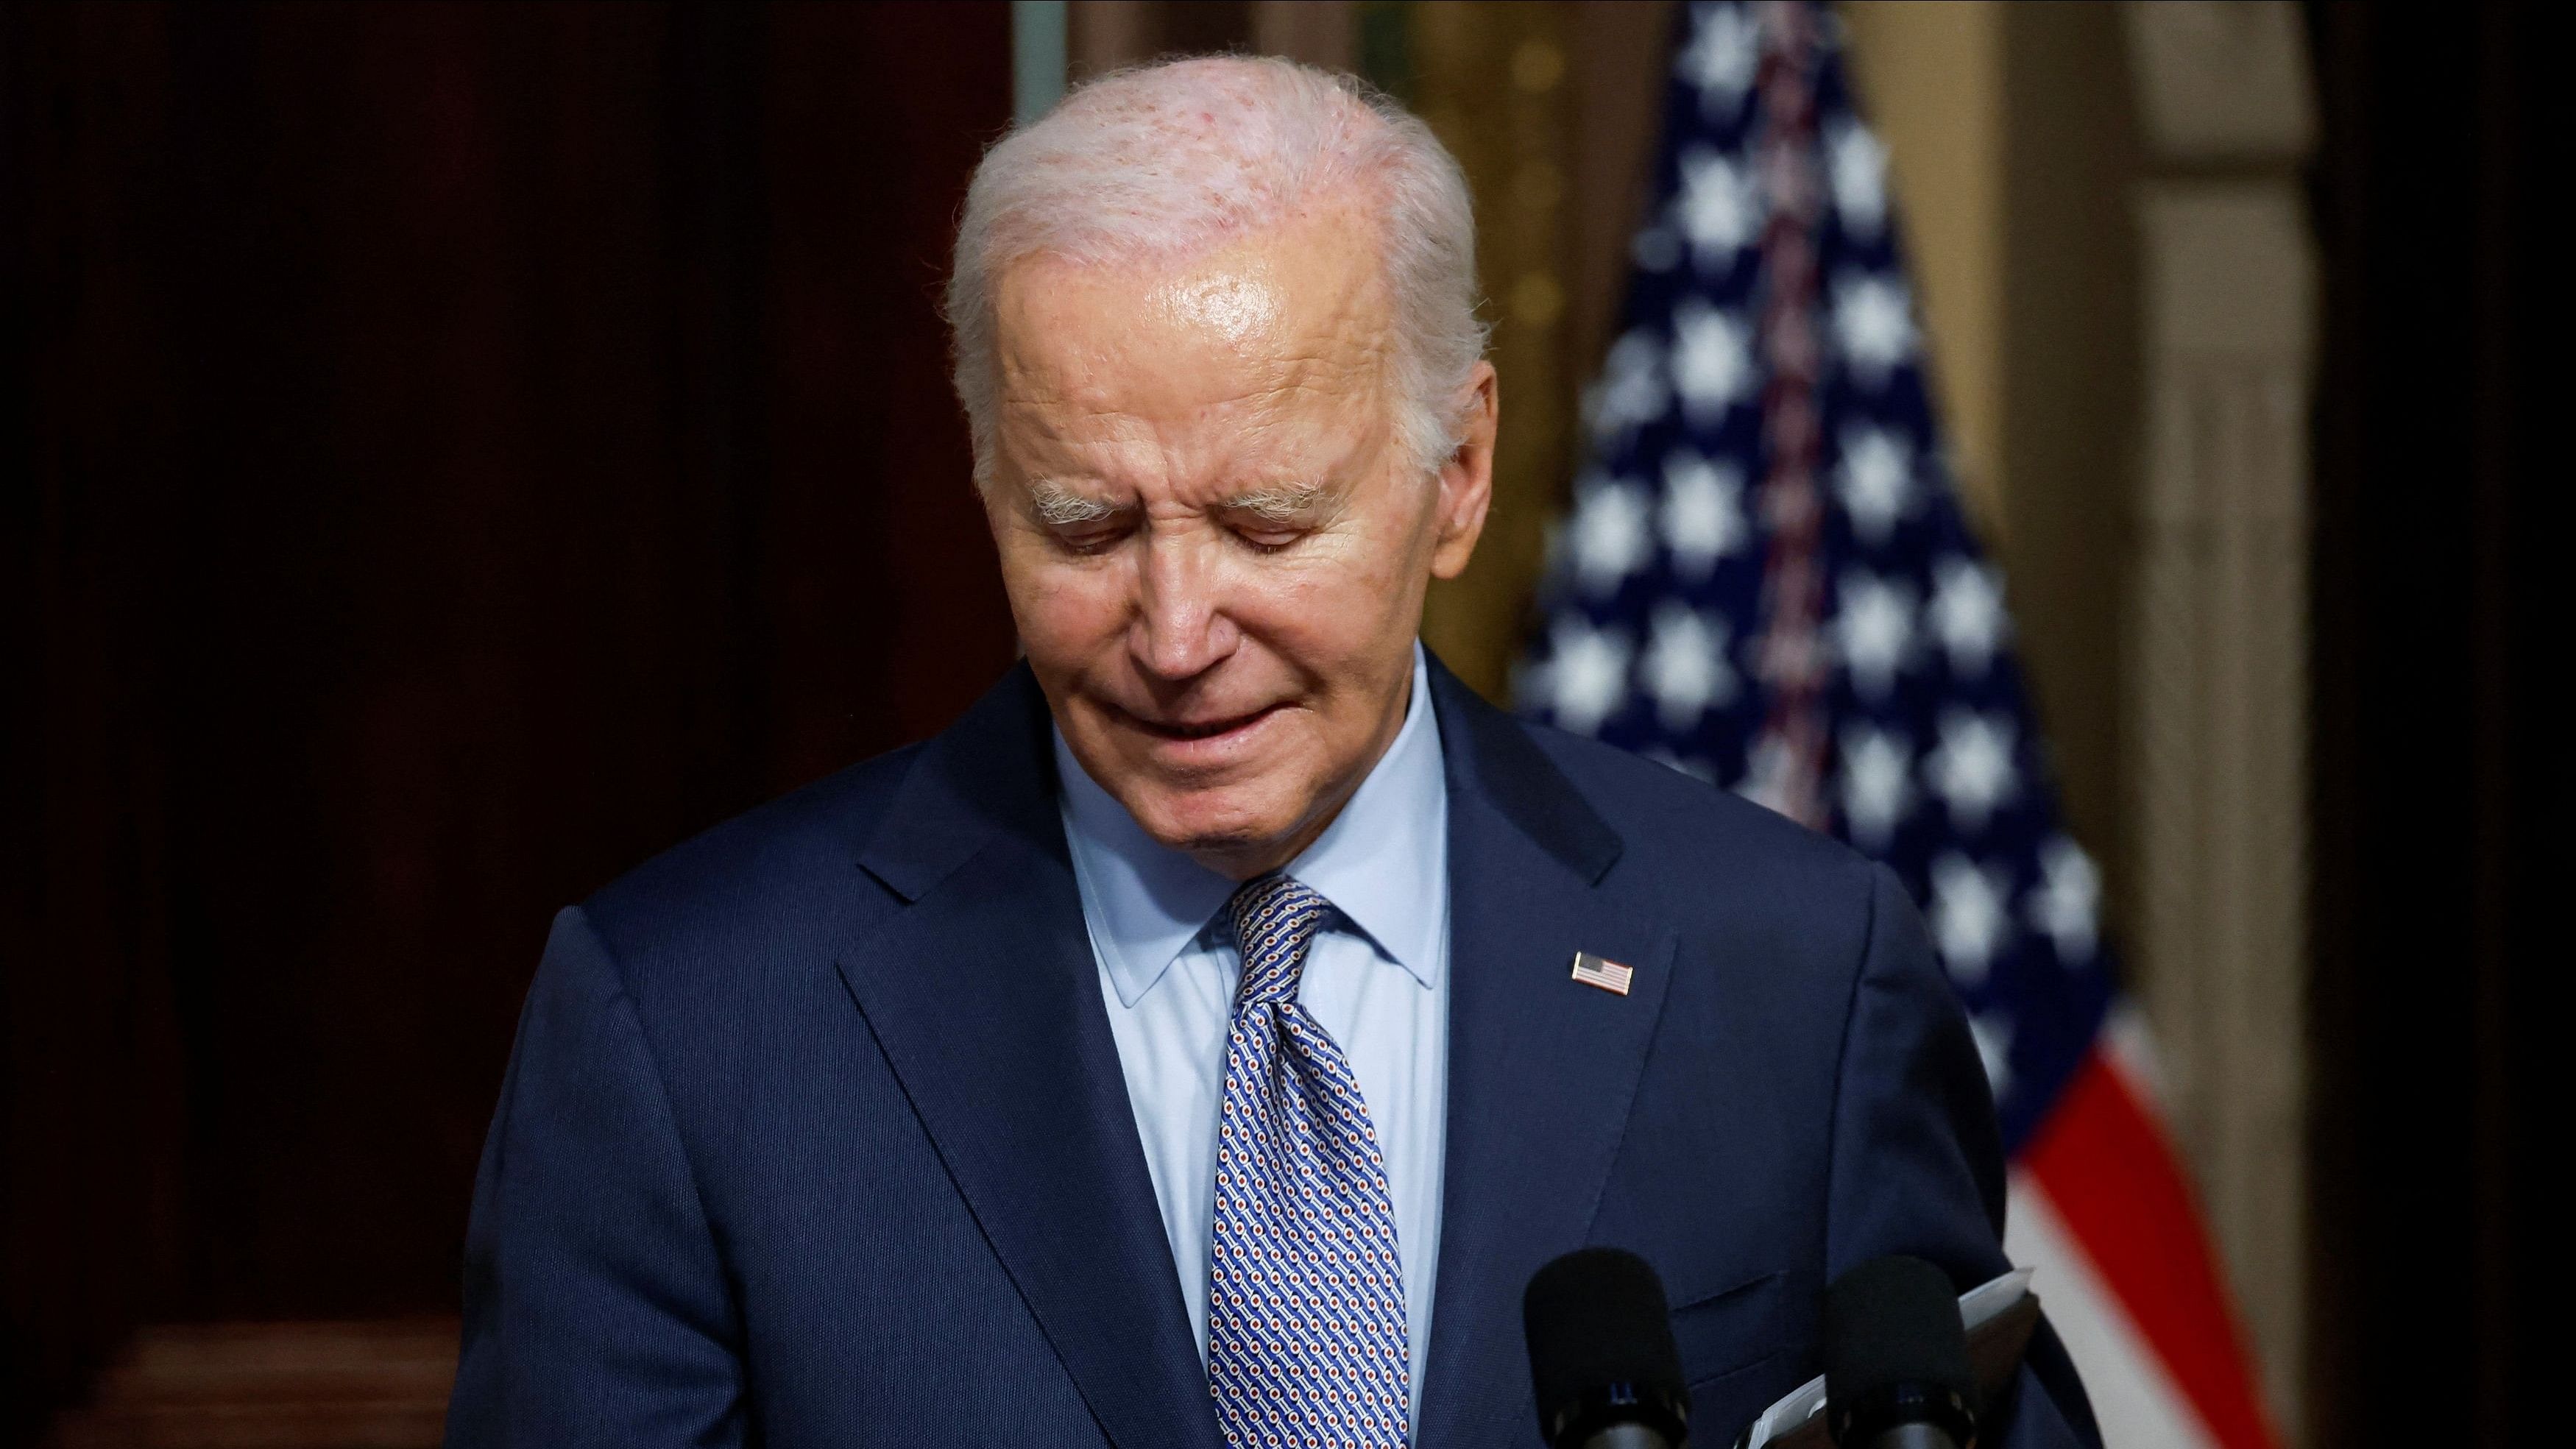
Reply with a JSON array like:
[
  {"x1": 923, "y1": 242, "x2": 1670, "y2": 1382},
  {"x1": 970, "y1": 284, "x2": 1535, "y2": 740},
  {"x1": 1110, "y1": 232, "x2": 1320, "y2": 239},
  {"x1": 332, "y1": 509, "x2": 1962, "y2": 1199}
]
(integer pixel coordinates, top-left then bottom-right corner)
[
  {"x1": 1521, "y1": 720, "x2": 1882, "y2": 918},
  {"x1": 576, "y1": 742, "x2": 924, "y2": 978},
  {"x1": 1511, "y1": 723, "x2": 1903, "y2": 1057}
]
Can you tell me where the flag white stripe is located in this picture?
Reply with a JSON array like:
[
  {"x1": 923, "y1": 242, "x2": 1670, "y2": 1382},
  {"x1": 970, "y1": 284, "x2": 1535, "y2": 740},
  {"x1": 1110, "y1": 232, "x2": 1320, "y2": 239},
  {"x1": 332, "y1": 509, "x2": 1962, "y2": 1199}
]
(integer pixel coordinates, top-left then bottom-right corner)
[{"x1": 2006, "y1": 1170, "x2": 2218, "y2": 1449}]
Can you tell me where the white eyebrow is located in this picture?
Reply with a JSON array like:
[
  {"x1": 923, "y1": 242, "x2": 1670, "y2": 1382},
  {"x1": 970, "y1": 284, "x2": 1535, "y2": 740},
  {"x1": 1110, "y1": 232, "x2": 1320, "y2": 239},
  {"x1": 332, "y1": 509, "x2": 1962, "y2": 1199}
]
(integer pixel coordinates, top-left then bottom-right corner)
[
  {"x1": 1222, "y1": 482, "x2": 1331, "y2": 524},
  {"x1": 1025, "y1": 479, "x2": 1126, "y2": 527}
]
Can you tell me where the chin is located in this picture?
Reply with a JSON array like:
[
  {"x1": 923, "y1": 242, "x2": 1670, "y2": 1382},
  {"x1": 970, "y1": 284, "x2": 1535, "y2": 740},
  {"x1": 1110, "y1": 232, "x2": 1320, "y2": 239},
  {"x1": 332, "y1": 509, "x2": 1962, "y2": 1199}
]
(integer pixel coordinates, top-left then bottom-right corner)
[{"x1": 1130, "y1": 782, "x2": 1302, "y2": 862}]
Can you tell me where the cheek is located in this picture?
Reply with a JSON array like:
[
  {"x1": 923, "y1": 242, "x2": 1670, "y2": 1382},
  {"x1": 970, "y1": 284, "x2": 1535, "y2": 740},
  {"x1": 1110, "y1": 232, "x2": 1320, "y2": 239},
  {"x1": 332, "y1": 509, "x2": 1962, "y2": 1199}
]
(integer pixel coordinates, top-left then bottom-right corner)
[
  {"x1": 1224, "y1": 544, "x2": 1410, "y2": 677},
  {"x1": 1270, "y1": 514, "x2": 1421, "y2": 623},
  {"x1": 999, "y1": 546, "x2": 1132, "y2": 664}
]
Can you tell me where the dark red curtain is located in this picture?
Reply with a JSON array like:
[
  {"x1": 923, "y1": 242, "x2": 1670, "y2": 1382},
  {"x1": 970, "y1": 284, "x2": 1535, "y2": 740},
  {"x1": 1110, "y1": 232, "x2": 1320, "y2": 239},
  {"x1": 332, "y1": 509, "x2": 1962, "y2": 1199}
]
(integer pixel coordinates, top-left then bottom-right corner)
[{"x1": 2, "y1": 1, "x2": 1015, "y2": 1433}]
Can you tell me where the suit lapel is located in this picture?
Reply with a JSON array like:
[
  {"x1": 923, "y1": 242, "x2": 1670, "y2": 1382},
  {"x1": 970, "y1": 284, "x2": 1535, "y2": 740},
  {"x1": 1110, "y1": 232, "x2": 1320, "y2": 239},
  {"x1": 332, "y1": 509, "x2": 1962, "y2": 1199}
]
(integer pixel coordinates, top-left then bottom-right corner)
[
  {"x1": 841, "y1": 667, "x2": 1216, "y2": 1449},
  {"x1": 1416, "y1": 662, "x2": 1678, "y2": 1449}
]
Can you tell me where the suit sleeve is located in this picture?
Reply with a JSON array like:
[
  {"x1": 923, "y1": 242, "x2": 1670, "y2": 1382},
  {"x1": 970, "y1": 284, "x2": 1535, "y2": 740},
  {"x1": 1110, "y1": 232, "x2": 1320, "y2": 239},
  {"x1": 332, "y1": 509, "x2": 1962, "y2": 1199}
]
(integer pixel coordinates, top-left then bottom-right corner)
[
  {"x1": 445, "y1": 907, "x2": 746, "y2": 1449},
  {"x1": 1824, "y1": 864, "x2": 2102, "y2": 1449}
]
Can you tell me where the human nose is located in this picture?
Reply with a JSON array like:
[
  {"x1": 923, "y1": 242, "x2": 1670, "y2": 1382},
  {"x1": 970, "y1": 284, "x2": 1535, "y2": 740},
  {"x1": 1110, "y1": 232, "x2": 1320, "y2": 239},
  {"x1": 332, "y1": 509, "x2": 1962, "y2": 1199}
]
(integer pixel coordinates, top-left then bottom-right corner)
[{"x1": 1128, "y1": 531, "x2": 1239, "y2": 682}]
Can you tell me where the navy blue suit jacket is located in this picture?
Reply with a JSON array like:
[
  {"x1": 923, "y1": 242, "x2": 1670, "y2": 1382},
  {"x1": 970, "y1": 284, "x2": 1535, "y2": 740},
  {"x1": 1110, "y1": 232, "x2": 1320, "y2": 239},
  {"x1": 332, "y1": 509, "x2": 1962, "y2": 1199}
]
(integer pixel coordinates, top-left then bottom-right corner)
[{"x1": 446, "y1": 658, "x2": 2098, "y2": 1448}]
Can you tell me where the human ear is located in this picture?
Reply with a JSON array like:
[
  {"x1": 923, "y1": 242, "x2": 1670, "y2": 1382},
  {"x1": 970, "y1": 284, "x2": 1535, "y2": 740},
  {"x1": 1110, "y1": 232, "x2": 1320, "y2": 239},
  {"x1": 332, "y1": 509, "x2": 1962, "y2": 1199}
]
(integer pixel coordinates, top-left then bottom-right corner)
[{"x1": 1429, "y1": 361, "x2": 1498, "y2": 580}]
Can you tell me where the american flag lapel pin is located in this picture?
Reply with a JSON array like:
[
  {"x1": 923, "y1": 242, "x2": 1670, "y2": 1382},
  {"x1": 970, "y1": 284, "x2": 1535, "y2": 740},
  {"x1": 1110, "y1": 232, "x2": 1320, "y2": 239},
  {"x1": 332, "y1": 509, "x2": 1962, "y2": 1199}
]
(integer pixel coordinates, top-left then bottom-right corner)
[{"x1": 1570, "y1": 951, "x2": 1635, "y2": 996}]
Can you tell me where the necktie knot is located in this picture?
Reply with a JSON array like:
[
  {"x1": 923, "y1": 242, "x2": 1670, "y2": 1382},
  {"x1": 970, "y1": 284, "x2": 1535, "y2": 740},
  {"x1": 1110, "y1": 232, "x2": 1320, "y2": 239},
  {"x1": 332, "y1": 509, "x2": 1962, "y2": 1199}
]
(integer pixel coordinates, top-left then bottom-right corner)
[{"x1": 1225, "y1": 874, "x2": 1329, "y2": 1007}]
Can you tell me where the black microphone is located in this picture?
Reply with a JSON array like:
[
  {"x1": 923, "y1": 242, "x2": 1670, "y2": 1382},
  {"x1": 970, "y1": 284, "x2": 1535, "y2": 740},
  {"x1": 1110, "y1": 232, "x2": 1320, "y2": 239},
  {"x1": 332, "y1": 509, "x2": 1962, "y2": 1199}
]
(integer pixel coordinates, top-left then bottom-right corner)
[
  {"x1": 1823, "y1": 1256, "x2": 1979, "y2": 1449},
  {"x1": 1523, "y1": 1247, "x2": 1692, "y2": 1449}
]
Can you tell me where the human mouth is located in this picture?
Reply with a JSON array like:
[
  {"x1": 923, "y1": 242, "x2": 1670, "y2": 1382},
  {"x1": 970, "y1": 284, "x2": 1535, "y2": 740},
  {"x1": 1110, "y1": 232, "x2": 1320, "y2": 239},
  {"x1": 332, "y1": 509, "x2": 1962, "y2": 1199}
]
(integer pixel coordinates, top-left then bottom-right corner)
[{"x1": 1114, "y1": 701, "x2": 1287, "y2": 760}]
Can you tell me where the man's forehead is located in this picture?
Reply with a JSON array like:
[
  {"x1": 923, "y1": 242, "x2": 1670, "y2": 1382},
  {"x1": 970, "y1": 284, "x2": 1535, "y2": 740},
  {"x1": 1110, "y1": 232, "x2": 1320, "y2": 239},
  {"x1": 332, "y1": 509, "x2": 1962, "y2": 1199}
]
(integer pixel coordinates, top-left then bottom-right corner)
[
  {"x1": 991, "y1": 214, "x2": 1393, "y2": 493},
  {"x1": 995, "y1": 207, "x2": 1392, "y2": 374}
]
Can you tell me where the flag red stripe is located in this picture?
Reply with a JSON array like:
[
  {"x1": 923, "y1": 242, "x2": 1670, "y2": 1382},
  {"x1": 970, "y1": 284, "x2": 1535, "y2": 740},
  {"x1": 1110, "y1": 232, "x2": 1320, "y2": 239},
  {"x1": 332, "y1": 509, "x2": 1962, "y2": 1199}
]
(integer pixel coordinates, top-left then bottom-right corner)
[{"x1": 2020, "y1": 1049, "x2": 2280, "y2": 1449}]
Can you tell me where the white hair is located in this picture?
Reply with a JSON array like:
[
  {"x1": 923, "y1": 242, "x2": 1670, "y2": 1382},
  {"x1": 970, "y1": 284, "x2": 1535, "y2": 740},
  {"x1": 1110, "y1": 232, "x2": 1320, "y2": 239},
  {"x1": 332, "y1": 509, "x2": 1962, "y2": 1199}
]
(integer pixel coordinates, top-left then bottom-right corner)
[{"x1": 946, "y1": 54, "x2": 1488, "y2": 483}]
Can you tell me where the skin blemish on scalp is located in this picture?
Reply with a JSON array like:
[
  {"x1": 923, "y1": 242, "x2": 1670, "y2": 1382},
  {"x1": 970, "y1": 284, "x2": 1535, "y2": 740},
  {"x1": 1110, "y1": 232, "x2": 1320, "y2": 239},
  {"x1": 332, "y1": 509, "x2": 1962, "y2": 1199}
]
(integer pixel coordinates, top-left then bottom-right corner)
[{"x1": 1159, "y1": 272, "x2": 1284, "y2": 347}]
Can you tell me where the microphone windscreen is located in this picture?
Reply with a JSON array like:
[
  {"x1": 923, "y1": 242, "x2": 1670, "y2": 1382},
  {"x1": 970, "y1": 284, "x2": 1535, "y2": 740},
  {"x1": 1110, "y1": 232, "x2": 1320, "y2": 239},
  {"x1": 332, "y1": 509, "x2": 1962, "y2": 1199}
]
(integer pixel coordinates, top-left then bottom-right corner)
[
  {"x1": 1823, "y1": 1255, "x2": 1977, "y2": 1425},
  {"x1": 1522, "y1": 1247, "x2": 1688, "y2": 1438}
]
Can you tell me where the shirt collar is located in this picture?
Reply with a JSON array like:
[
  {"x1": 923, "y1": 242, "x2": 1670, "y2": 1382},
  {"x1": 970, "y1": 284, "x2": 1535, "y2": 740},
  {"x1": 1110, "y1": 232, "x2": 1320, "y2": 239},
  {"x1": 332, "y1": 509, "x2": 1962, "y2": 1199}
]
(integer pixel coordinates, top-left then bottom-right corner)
[{"x1": 1055, "y1": 642, "x2": 1449, "y2": 1008}]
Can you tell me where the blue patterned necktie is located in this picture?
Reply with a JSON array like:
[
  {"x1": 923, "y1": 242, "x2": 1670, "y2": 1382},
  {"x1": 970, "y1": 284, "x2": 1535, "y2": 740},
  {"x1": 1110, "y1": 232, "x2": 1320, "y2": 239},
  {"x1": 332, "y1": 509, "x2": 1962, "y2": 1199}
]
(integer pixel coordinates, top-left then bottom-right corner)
[{"x1": 1207, "y1": 874, "x2": 1412, "y2": 1449}]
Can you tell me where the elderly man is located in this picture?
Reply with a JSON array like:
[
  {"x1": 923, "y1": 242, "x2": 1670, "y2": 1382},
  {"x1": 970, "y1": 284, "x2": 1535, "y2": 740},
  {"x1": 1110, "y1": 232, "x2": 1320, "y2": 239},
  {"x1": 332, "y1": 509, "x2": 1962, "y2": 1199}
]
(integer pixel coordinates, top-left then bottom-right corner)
[{"x1": 446, "y1": 57, "x2": 2095, "y2": 1449}]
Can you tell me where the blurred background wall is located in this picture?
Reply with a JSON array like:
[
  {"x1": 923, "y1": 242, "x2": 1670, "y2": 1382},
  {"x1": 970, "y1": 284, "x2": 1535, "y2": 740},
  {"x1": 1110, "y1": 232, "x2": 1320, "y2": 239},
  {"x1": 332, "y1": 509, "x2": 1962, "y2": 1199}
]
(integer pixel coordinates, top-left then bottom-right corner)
[{"x1": 4, "y1": 2, "x2": 2564, "y2": 1445}]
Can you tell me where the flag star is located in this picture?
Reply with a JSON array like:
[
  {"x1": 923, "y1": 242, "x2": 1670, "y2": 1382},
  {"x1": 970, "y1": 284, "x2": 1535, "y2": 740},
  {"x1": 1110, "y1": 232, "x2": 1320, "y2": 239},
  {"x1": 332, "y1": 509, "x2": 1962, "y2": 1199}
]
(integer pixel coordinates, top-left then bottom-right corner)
[
  {"x1": 1583, "y1": 327, "x2": 1669, "y2": 440},
  {"x1": 1827, "y1": 120, "x2": 1889, "y2": 238},
  {"x1": 1735, "y1": 732, "x2": 1798, "y2": 819},
  {"x1": 1538, "y1": 616, "x2": 1632, "y2": 736},
  {"x1": 1832, "y1": 272, "x2": 1918, "y2": 386},
  {"x1": 1930, "y1": 556, "x2": 2008, "y2": 675},
  {"x1": 1569, "y1": 475, "x2": 1654, "y2": 596},
  {"x1": 1643, "y1": 602, "x2": 1736, "y2": 730},
  {"x1": 1833, "y1": 570, "x2": 1915, "y2": 702},
  {"x1": 1677, "y1": 1, "x2": 1759, "y2": 117},
  {"x1": 1837, "y1": 724, "x2": 1913, "y2": 851},
  {"x1": 1660, "y1": 450, "x2": 1748, "y2": 580},
  {"x1": 1672, "y1": 300, "x2": 1755, "y2": 423},
  {"x1": 1676, "y1": 146, "x2": 1758, "y2": 271},
  {"x1": 1926, "y1": 709, "x2": 2018, "y2": 834},
  {"x1": 1970, "y1": 1012, "x2": 2014, "y2": 1096},
  {"x1": 1931, "y1": 852, "x2": 2011, "y2": 985},
  {"x1": 1836, "y1": 425, "x2": 1914, "y2": 545},
  {"x1": 2030, "y1": 835, "x2": 2101, "y2": 964}
]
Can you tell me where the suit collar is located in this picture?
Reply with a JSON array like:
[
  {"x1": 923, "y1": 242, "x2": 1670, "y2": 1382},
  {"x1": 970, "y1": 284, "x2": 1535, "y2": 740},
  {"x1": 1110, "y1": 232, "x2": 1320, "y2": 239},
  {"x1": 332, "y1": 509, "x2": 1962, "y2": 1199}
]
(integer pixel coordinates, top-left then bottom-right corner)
[
  {"x1": 854, "y1": 661, "x2": 1059, "y2": 904},
  {"x1": 1423, "y1": 653, "x2": 1622, "y2": 886}
]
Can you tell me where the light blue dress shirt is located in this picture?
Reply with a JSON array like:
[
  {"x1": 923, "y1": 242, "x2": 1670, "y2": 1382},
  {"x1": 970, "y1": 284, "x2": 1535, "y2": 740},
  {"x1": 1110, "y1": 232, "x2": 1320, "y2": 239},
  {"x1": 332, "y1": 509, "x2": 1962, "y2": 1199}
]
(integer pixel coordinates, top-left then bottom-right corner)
[{"x1": 1054, "y1": 642, "x2": 1450, "y2": 1423}]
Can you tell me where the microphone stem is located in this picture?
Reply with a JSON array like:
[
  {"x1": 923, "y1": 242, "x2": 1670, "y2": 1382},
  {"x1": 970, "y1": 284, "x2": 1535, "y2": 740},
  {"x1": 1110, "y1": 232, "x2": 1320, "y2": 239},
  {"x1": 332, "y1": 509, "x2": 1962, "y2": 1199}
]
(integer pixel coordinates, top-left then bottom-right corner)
[
  {"x1": 1579, "y1": 1425, "x2": 1676, "y2": 1449},
  {"x1": 1866, "y1": 1425, "x2": 1961, "y2": 1449}
]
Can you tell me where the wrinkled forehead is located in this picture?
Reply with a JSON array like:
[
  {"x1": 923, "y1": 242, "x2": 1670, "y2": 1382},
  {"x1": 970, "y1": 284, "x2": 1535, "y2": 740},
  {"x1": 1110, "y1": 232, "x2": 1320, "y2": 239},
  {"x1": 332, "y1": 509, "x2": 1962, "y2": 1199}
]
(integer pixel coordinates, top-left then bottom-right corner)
[{"x1": 990, "y1": 204, "x2": 1399, "y2": 444}]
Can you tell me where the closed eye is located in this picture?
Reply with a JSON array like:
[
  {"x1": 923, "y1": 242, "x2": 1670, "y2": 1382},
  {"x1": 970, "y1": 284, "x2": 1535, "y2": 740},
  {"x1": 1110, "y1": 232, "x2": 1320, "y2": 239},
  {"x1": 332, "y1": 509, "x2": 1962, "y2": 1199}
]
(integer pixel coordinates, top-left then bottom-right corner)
[
  {"x1": 1222, "y1": 483, "x2": 1331, "y2": 553},
  {"x1": 1232, "y1": 522, "x2": 1306, "y2": 553},
  {"x1": 1047, "y1": 518, "x2": 1135, "y2": 554}
]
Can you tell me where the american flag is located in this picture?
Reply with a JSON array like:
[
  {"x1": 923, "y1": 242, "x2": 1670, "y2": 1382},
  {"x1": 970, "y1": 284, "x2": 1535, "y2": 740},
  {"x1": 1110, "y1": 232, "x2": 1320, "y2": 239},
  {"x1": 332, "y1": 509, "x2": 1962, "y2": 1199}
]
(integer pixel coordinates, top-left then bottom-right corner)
[
  {"x1": 1515, "y1": 7, "x2": 2282, "y2": 1445},
  {"x1": 1570, "y1": 951, "x2": 1637, "y2": 996}
]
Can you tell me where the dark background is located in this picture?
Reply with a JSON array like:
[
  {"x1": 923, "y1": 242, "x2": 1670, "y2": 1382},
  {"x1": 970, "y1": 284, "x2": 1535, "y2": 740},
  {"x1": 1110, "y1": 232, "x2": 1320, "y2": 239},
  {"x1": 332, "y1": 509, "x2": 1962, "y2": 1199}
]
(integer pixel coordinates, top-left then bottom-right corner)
[
  {"x1": 4, "y1": 1, "x2": 2569, "y2": 1445},
  {"x1": 4, "y1": 1, "x2": 1015, "y2": 1433},
  {"x1": 2303, "y1": 4, "x2": 2569, "y2": 1446}
]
